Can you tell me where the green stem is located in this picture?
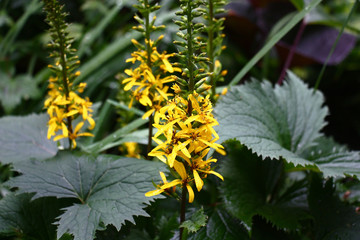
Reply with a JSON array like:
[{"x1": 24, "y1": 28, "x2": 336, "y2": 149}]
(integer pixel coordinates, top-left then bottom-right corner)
[
  {"x1": 143, "y1": 0, "x2": 154, "y2": 156},
  {"x1": 208, "y1": 0, "x2": 215, "y2": 97},
  {"x1": 146, "y1": 114, "x2": 153, "y2": 159},
  {"x1": 54, "y1": 10, "x2": 73, "y2": 149},
  {"x1": 144, "y1": 0, "x2": 152, "y2": 68},
  {"x1": 186, "y1": 0, "x2": 195, "y2": 92},
  {"x1": 179, "y1": 182, "x2": 187, "y2": 240},
  {"x1": 313, "y1": 0, "x2": 358, "y2": 92}
]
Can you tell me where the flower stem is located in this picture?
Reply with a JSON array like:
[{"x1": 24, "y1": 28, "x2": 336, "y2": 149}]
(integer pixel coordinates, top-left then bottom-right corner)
[
  {"x1": 143, "y1": 0, "x2": 154, "y2": 157},
  {"x1": 186, "y1": 0, "x2": 195, "y2": 92},
  {"x1": 146, "y1": 114, "x2": 153, "y2": 159},
  {"x1": 54, "y1": 11, "x2": 73, "y2": 149},
  {"x1": 179, "y1": 182, "x2": 187, "y2": 240},
  {"x1": 277, "y1": 19, "x2": 306, "y2": 85},
  {"x1": 208, "y1": 0, "x2": 215, "y2": 97}
]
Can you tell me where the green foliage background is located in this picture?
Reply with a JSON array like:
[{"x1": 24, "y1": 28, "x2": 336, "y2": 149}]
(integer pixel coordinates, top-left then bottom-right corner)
[{"x1": 0, "y1": 0, "x2": 360, "y2": 239}]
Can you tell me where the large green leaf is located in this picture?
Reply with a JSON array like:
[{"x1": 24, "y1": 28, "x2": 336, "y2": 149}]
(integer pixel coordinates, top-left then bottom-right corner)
[
  {"x1": 188, "y1": 208, "x2": 249, "y2": 240},
  {"x1": 308, "y1": 174, "x2": 360, "y2": 240},
  {"x1": 216, "y1": 71, "x2": 328, "y2": 167},
  {"x1": 0, "y1": 193, "x2": 73, "y2": 239},
  {"x1": 301, "y1": 137, "x2": 360, "y2": 177},
  {"x1": 7, "y1": 151, "x2": 165, "y2": 240},
  {"x1": 220, "y1": 142, "x2": 312, "y2": 229},
  {"x1": 0, "y1": 72, "x2": 41, "y2": 113},
  {"x1": 0, "y1": 114, "x2": 58, "y2": 164}
]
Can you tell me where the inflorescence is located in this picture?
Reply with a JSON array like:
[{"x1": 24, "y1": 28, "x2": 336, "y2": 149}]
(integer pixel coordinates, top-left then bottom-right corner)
[{"x1": 43, "y1": 0, "x2": 95, "y2": 149}]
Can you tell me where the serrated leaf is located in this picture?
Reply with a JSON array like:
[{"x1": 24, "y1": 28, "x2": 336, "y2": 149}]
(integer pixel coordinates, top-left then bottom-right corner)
[
  {"x1": 220, "y1": 142, "x2": 311, "y2": 229},
  {"x1": 0, "y1": 193, "x2": 73, "y2": 239},
  {"x1": 0, "y1": 113, "x2": 58, "y2": 164},
  {"x1": 7, "y1": 151, "x2": 166, "y2": 240},
  {"x1": 215, "y1": 71, "x2": 328, "y2": 168},
  {"x1": 187, "y1": 208, "x2": 249, "y2": 240},
  {"x1": 0, "y1": 72, "x2": 40, "y2": 113},
  {"x1": 308, "y1": 174, "x2": 360, "y2": 240},
  {"x1": 301, "y1": 137, "x2": 360, "y2": 178},
  {"x1": 180, "y1": 208, "x2": 208, "y2": 233}
]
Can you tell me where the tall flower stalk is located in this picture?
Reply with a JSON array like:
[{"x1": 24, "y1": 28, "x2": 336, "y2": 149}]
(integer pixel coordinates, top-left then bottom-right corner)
[
  {"x1": 202, "y1": 0, "x2": 227, "y2": 99},
  {"x1": 123, "y1": 0, "x2": 179, "y2": 158},
  {"x1": 43, "y1": 0, "x2": 95, "y2": 149},
  {"x1": 144, "y1": 0, "x2": 226, "y2": 238}
]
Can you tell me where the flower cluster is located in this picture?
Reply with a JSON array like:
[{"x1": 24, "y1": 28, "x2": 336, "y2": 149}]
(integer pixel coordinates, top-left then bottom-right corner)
[
  {"x1": 43, "y1": 0, "x2": 95, "y2": 148},
  {"x1": 123, "y1": 37, "x2": 180, "y2": 120},
  {"x1": 146, "y1": 91, "x2": 225, "y2": 202},
  {"x1": 44, "y1": 75, "x2": 95, "y2": 148}
]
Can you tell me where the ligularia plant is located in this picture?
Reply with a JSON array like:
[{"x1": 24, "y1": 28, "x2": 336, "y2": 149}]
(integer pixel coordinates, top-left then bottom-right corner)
[
  {"x1": 43, "y1": 0, "x2": 95, "y2": 149},
  {"x1": 122, "y1": 0, "x2": 180, "y2": 156},
  {"x1": 4, "y1": 0, "x2": 359, "y2": 240},
  {"x1": 133, "y1": 0, "x2": 228, "y2": 238}
]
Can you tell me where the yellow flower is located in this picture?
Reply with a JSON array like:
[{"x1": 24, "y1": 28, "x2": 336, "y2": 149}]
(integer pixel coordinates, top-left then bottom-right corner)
[
  {"x1": 145, "y1": 162, "x2": 195, "y2": 203},
  {"x1": 146, "y1": 91, "x2": 225, "y2": 202},
  {"x1": 44, "y1": 79, "x2": 95, "y2": 148},
  {"x1": 124, "y1": 142, "x2": 141, "y2": 159},
  {"x1": 54, "y1": 121, "x2": 93, "y2": 149}
]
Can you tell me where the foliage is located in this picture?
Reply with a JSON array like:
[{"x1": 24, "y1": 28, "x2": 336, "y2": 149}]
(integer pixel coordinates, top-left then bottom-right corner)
[{"x1": 0, "y1": 0, "x2": 360, "y2": 239}]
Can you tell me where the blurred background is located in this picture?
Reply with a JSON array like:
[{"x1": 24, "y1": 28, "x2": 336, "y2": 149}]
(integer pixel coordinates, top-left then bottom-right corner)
[{"x1": 0, "y1": 0, "x2": 359, "y2": 150}]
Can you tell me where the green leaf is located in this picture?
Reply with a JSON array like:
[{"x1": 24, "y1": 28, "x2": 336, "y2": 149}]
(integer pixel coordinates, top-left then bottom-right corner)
[
  {"x1": 123, "y1": 230, "x2": 151, "y2": 240},
  {"x1": 0, "y1": 72, "x2": 41, "y2": 113},
  {"x1": 180, "y1": 208, "x2": 208, "y2": 233},
  {"x1": 0, "y1": 193, "x2": 73, "y2": 239},
  {"x1": 290, "y1": 0, "x2": 304, "y2": 10},
  {"x1": 251, "y1": 216, "x2": 305, "y2": 240},
  {"x1": 7, "y1": 151, "x2": 165, "y2": 240},
  {"x1": 0, "y1": 0, "x2": 42, "y2": 58},
  {"x1": 188, "y1": 208, "x2": 249, "y2": 240},
  {"x1": 216, "y1": 71, "x2": 328, "y2": 167},
  {"x1": 84, "y1": 118, "x2": 148, "y2": 153},
  {"x1": 301, "y1": 137, "x2": 360, "y2": 178},
  {"x1": 0, "y1": 114, "x2": 58, "y2": 164},
  {"x1": 220, "y1": 142, "x2": 312, "y2": 229},
  {"x1": 308, "y1": 174, "x2": 360, "y2": 240}
]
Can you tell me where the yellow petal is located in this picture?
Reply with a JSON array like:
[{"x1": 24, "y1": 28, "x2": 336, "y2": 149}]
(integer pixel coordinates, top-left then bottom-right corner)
[
  {"x1": 67, "y1": 110, "x2": 78, "y2": 117},
  {"x1": 159, "y1": 172, "x2": 168, "y2": 184},
  {"x1": 174, "y1": 161, "x2": 187, "y2": 180},
  {"x1": 145, "y1": 189, "x2": 165, "y2": 197},
  {"x1": 82, "y1": 105, "x2": 88, "y2": 120},
  {"x1": 72, "y1": 139, "x2": 77, "y2": 149},
  {"x1": 162, "y1": 58, "x2": 174, "y2": 73},
  {"x1": 87, "y1": 117, "x2": 95, "y2": 130},
  {"x1": 160, "y1": 179, "x2": 182, "y2": 189},
  {"x1": 74, "y1": 122, "x2": 84, "y2": 134},
  {"x1": 186, "y1": 184, "x2": 194, "y2": 203},
  {"x1": 208, "y1": 170, "x2": 224, "y2": 181},
  {"x1": 53, "y1": 134, "x2": 66, "y2": 141},
  {"x1": 142, "y1": 109, "x2": 154, "y2": 119},
  {"x1": 61, "y1": 122, "x2": 68, "y2": 137},
  {"x1": 193, "y1": 170, "x2": 204, "y2": 192}
]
